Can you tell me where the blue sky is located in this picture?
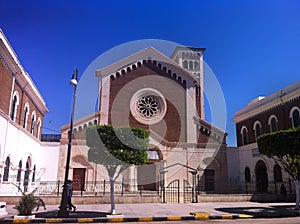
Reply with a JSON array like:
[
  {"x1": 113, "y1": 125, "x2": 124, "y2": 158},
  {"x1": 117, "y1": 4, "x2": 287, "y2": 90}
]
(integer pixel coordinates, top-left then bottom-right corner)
[{"x1": 1, "y1": 0, "x2": 299, "y2": 146}]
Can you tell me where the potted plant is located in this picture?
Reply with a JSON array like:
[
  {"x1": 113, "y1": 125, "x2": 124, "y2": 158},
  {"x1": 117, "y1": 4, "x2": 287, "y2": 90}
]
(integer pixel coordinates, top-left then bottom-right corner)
[{"x1": 13, "y1": 184, "x2": 46, "y2": 219}]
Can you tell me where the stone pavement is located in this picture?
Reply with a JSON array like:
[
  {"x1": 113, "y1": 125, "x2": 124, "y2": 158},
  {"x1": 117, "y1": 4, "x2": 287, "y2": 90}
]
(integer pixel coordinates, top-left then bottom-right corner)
[{"x1": 2, "y1": 202, "x2": 300, "y2": 223}]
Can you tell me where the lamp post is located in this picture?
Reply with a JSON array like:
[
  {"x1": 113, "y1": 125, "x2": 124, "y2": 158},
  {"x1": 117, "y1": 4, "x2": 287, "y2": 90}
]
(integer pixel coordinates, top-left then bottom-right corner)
[
  {"x1": 58, "y1": 68, "x2": 78, "y2": 217},
  {"x1": 189, "y1": 170, "x2": 197, "y2": 203}
]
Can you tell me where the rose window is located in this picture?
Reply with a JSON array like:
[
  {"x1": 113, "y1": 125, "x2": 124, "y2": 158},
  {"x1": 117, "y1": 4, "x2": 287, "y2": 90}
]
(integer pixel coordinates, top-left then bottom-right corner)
[
  {"x1": 137, "y1": 96, "x2": 159, "y2": 118},
  {"x1": 130, "y1": 88, "x2": 167, "y2": 125}
]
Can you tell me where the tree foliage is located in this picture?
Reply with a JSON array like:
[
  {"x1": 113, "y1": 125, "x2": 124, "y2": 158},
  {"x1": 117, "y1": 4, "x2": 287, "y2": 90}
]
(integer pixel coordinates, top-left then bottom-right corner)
[
  {"x1": 86, "y1": 125, "x2": 149, "y2": 179},
  {"x1": 257, "y1": 126, "x2": 300, "y2": 180}
]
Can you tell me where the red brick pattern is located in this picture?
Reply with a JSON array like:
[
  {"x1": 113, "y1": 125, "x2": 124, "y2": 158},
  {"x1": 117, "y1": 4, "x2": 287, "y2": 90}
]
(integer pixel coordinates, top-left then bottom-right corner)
[
  {"x1": 0, "y1": 61, "x2": 13, "y2": 114},
  {"x1": 108, "y1": 63, "x2": 187, "y2": 143},
  {"x1": 0, "y1": 41, "x2": 44, "y2": 139},
  {"x1": 236, "y1": 97, "x2": 300, "y2": 146}
]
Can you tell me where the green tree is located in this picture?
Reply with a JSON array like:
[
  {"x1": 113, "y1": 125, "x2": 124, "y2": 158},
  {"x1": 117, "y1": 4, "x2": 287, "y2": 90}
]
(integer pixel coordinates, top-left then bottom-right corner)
[
  {"x1": 86, "y1": 125, "x2": 148, "y2": 214},
  {"x1": 257, "y1": 126, "x2": 300, "y2": 209}
]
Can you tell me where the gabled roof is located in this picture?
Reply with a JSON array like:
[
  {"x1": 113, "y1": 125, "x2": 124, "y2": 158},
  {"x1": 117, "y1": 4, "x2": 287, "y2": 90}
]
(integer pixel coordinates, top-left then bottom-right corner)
[{"x1": 95, "y1": 47, "x2": 199, "y2": 82}]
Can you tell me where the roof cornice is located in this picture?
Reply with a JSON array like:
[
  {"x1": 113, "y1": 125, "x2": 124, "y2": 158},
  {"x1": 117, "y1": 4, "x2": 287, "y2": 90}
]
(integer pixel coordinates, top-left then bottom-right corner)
[
  {"x1": 95, "y1": 47, "x2": 199, "y2": 82},
  {"x1": 233, "y1": 81, "x2": 300, "y2": 123},
  {"x1": 0, "y1": 29, "x2": 48, "y2": 114}
]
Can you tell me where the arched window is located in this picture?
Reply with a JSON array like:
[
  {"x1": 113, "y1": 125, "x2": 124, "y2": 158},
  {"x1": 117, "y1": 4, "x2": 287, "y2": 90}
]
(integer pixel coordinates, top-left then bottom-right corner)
[
  {"x1": 194, "y1": 60, "x2": 200, "y2": 70},
  {"x1": 183, "y1": 60, "x2": 188, "y2": 69},
  {"x1": 241, "y1": 126, "x2": 248, "y2": 145},
  {"x1": 245, "y1": 167, "x2": 251, "y2": 182},
  {"x1": 3, "y1": 157, "x2": 10, "y2": 181},
  {"x1": 37, "y1": 118, "x2": 41, "y2": 138},
  {"x1": 273, "y1": 164, "x2": 282, "y2": 182},
  {"x1": 23, "y1": 104, "x2": 29, "y2": 129},
  {"x1": 268, "y1": 115, "x2": 278, "y2": 132},
  {"x1": 17, "y1": 160, "x2": 22, "y2": 182},
  {"x1": 23, "y1": 157, "x2": 31, "y2": 192},
  {"x1": 290, "y1": 107, "x2": 300, "y2": 128},
  {"x1": 30, "y1": 112, "x2": 36, "y2": 135},
  {"x1": 253, "y1": 121, "x2": 262, "y2": 140},
  {"x1": 11, "y1": 93, "x2": 19, "y2": 121},
  {"x1": 189, "y1": 60, "x2": 194, "y2": 70},
  {"x1": 32, "y1": 165, "x2": 36, "y2": 182}
]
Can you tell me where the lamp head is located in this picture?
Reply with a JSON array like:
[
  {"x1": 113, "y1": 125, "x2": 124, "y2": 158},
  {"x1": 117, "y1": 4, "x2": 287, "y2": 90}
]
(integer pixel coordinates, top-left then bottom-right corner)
[{"x1": 70, "y1": 68, "x2": 78, "y2": 86}]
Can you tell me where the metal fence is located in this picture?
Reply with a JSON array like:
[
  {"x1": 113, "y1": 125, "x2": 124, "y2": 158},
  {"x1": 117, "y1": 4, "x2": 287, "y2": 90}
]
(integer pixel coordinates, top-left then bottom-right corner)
[
  {"x1": 197, "y1": 180, "x2": 296, "y2": 195},
  {"x1": 1, "y1": 178, "x2": 296, "y2": 197},
  {"x1": 36, "y1": 179, "x2": 157, "y2": 196}
]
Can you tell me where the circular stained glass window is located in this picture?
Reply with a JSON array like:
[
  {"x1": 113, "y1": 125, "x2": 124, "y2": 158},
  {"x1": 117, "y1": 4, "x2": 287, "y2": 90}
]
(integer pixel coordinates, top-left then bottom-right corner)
[
  {"x1": 130, "y1": 88, "x2": 167, "y2": 125},
  {"x1": 137, "y1": 96, "x2": 159, "y2": 118}
]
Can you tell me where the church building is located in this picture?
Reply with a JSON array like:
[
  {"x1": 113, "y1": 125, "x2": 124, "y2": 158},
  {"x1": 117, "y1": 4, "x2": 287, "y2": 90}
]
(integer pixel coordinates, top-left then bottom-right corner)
[{"x1": 58, "y1": 45, "x2": 228, "y2": 200}]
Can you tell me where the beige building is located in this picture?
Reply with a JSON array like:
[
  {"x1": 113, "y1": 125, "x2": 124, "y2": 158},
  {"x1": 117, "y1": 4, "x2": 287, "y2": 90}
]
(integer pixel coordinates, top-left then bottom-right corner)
[{"x1": 58, "y1": 46, "x2": 228, "y2": 202}]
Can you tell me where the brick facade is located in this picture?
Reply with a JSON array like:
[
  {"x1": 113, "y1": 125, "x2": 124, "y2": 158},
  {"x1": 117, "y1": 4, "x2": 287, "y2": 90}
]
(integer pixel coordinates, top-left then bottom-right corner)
[
  {"x1": 58, "y1": 46, "x2": 229, "y2": 193},
  {"x1": 0, "y1": 30, "x2": 47, "y2": 140},
  {"x1": 108, "y1": 62, "x2": 187, "y2": 143},
  {"x1": 0, "y1": 60, "x2": 13, "y2": 114},
  {"x1": 236, "y1": 96, "x2": 300, "y2": 147}
]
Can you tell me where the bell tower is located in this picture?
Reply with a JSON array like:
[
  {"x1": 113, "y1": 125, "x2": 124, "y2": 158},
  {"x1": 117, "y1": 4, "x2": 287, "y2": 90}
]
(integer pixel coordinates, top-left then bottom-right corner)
[{"x1": 171, "y1": 46, "x2": 206, "y2": 118}]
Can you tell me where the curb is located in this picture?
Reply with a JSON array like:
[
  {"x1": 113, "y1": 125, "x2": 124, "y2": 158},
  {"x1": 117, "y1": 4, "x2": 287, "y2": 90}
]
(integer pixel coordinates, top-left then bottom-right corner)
[
  {"x1": 2, "y1": 212, "x2": 299, "y2": 223},
  {"x1": 0, "y1": 214, "x2": 249, "y2": 223}
]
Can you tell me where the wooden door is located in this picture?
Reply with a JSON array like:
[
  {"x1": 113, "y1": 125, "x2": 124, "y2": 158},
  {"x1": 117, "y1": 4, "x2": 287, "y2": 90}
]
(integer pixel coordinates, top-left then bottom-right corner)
[{"x1": 72, "y1": 168, "x2": 86, "y2": 191}]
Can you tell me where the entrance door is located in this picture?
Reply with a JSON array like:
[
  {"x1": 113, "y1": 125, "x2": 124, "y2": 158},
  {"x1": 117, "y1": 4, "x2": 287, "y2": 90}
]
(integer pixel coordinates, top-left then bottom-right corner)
[
  {"x1": 138, "y1": 164, "x2": 157, "y2": 191},
  {"x1": 72, "y1": 168, "x2": 86, "y2": 191},
  {"x1": 255, "y1": 160, "x2": 268, "y2": 192},
  {"x1": 204, "y1": 169, "x2": 215, "y2": 192}
]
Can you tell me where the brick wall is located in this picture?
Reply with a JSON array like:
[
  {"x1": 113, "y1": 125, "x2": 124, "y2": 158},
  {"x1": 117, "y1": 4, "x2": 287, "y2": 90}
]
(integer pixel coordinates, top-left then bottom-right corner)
[
  {"x1": 236, "y1": 97, "x2": 300, "y2": 146},
  {"x1": 108, "y1": 62, "x2": 188, "y2": 143},
  {"x1": 0, "y1": 44, "x2": 45, "y2": 139},
  {"x1": 0, "y1": 61, "x2": 13, "y2": 114}
]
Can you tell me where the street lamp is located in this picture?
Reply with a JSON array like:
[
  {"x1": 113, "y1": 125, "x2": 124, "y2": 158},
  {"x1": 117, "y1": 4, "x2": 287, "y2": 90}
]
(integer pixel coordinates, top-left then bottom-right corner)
[
  {"x1": 58, "y1": 68, "x2": 78, "y2": 217},
  {"x1": 189, "y1": 170, "x2": 197, "y2": 203}
]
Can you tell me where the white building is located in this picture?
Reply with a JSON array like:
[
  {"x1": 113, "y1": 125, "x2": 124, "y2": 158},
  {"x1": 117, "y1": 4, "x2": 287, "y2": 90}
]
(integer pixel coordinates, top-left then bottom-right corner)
[{"x1": 0, "y1": 29, "x2": 59, "y2": 195}]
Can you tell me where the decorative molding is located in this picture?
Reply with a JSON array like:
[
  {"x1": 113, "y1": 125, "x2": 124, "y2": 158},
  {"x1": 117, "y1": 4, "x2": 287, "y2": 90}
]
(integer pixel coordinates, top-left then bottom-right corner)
[
  {"x1": 233, "y1": 81, "x2": 300, "y2": 123},
  {"x1": 96, "y1": 47, "x2": 200, "y2": 84},
  {"x1": 0, "y1": 29, "x2": 48, "y2": 115}
]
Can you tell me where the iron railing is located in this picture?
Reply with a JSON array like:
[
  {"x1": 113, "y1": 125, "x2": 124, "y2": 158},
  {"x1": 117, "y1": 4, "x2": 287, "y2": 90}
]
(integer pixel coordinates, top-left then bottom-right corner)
[
  {"x1": 35, "y1": 179, "x2": 157, "y2": 196},
  {"x1": 1, "y1": 178, "x2": 296, "y2": 196},
  {"x1": 196, "y1": 180, "x2": 296, "y2": 195}
]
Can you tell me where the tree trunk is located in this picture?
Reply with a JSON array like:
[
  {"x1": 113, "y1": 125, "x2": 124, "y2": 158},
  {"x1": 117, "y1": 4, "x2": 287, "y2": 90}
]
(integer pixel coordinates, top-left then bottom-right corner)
[
  {"x1": 296, "y1": 179, "x2": 300, "y2": 209},
  {"x1": 109, "y1": 177, "x2": 116, "y2": 214}
]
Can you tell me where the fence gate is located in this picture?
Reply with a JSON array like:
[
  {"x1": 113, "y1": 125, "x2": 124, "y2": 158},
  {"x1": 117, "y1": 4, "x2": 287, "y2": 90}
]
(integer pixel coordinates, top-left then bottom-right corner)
[
  {"x1": 163, "y1": 179, "x2": 179, "y2": 203},
  {"x1": 183, "y1": 179, "x2": 195, "y2": 203},
  {"x1": 162, "y1": 179, "x2": 196, "y2": 203}
]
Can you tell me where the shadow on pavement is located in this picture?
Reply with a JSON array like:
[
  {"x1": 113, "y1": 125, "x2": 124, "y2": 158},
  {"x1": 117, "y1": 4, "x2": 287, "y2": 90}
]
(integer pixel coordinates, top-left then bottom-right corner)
[
  {"x1": 35, "y1": 210, "x2": 109, "y2": 218},
  {"x1": 214, "y1": 206, "x2": 300, "y2": 218}
]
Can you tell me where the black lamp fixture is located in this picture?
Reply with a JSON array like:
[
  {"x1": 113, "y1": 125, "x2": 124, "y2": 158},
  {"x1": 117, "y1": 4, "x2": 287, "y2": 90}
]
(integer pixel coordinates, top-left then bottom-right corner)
[{"x1": 58, "y1": 68, "x2": 78, "y2": 217}]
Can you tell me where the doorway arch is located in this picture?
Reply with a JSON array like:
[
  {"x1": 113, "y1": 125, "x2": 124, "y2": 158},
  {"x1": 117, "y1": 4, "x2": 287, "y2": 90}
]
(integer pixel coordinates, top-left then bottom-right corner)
[{"x1": 255, "y1": 160, "x2": 268, "y2": 192}]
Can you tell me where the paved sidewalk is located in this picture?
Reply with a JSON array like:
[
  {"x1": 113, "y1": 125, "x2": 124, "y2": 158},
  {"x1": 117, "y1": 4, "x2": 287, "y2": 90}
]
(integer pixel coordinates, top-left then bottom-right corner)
[{"x1": 3, "y1": 202, "x2": 300, "y2": 223}]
